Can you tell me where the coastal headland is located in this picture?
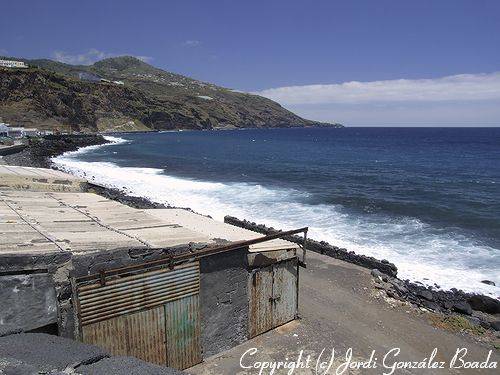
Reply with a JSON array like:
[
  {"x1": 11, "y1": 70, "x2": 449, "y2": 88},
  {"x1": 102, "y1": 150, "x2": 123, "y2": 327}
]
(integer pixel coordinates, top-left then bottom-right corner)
[
  {"x1": 0, "y1": 134, "x2": 498, "y2": 374},
  {"x1": 0, "y1": 56, "x2": 342, "y2": 133}
]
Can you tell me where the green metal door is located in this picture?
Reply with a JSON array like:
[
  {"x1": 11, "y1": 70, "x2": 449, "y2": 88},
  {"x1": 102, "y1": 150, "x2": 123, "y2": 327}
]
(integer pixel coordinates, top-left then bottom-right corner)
[{"x1": 164, "y1": 294, "x2": 201, "y2": 369}]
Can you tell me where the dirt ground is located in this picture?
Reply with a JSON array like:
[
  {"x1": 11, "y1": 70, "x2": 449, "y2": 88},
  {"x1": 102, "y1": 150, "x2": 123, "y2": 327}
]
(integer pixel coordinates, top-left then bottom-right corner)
[{"x1": 190, "y1": 251, "x2": 499, "y2": 374}]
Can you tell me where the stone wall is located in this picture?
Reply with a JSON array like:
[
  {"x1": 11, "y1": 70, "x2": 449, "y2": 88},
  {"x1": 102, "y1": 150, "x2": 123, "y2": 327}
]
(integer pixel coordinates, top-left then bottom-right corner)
[
  {"x1": 224, "y1": 215, "x2": 398, "y2": 277},
  {"x1": 199, "y1": 248, "x2": 249, "y2": 357},
  {"x1": 0, "y1": 253, "x2": 71, "y2": 336}
]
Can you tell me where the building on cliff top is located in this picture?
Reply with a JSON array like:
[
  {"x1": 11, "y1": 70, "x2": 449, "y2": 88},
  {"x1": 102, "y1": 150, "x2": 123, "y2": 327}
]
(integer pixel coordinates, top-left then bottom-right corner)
[
  {"x1": 0, "y1": 123, "x2": 9, "y2": 137},
  {"x1": 0, "y1": 59, "x2": 28, "y2": 68}
]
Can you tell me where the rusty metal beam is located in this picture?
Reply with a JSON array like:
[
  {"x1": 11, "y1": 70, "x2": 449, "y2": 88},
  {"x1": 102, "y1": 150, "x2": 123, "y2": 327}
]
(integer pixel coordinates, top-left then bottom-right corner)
[{"x1": 76, "y1": 226, "x2": 308, "y2": 284}]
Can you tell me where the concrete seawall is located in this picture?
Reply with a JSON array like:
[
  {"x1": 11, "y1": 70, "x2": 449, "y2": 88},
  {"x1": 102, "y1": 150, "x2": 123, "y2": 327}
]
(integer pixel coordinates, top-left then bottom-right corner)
[{"x1": 0, "y1": 144, "x2": 26, "y2": 156}]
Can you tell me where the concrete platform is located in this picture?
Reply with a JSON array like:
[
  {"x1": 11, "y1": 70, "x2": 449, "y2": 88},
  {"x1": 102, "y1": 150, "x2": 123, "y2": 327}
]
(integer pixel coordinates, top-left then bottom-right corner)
[
  {"x1": 0, "y1": 165, "x2": 86, "y2": 192},
  {"x1": 0, "y1": 190, "x2": 213, "y2": 256},
  {"x1": 0, "y1": 166, "x2": 298, "y2": 258},
  {"x1": 146, "y1": 209, "x2": 299, "y2": 253}
]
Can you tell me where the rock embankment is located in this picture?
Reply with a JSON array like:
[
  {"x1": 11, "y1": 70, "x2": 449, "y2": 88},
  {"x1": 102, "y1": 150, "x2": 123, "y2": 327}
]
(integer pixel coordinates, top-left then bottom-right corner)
[
  {"x1": 86, "y1": 183, "x2": 168, "y2": 209},
  {"x1": 224, "y1": 215, "x2": 500, "y2": 332},
  {"x1": 224, "y1": 215, "x2": 397, "y2": 276},
  {"x1": 371, "y1": 269, "x2": 500, "y2": 330},
  {"x1": 3, "y1": 134, "x2": 109, "y2": 168}
]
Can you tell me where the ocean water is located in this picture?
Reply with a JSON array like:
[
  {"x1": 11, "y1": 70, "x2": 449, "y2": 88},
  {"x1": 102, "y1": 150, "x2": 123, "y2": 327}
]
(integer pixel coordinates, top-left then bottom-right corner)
[{"x1": 53, "y1": 128, "x2": 500, "y2": 296}]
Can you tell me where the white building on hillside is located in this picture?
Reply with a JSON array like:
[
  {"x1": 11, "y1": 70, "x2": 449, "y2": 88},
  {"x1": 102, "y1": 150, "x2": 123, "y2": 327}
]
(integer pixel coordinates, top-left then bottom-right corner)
[
  {"x1": 0, "y1": 59, "x2": 28, "y2": 69},
  {"x1": 5, "y1": 127, "x2": 40, "y2": 138},
  {"x1": 0, "y1": 123, "x2": 9, "y2": 137}
]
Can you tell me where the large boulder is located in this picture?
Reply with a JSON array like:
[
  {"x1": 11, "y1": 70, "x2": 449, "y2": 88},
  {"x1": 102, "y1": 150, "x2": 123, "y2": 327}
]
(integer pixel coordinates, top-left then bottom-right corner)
[
  {"x1": 452, "y1": 301, "x2": 472, "y2": 315},
  {"x1": 467, "y1": 295, "x2": 500, "y2": 314}
]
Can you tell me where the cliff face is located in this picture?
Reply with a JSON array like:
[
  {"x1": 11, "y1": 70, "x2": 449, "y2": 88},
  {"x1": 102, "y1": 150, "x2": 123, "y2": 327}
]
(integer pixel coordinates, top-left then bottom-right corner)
[{"x1": 0, "y1": 56, "x2": 340, "y2": 132}]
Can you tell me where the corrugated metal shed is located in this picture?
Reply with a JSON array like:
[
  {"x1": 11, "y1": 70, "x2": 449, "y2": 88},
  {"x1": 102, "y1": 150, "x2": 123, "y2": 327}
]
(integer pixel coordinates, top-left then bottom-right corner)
[{"x1": 76, "y1": 261, "x2": 202, "y2": 369}]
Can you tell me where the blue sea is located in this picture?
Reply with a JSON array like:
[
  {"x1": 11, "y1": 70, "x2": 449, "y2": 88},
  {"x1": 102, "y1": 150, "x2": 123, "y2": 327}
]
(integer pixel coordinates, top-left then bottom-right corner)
[{"x1": 53, "y1": 128, "x2": 500, "y2": 296}]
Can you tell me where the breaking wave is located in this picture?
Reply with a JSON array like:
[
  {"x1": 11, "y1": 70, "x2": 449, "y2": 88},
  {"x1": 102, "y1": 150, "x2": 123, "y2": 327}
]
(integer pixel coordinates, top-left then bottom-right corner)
[{"x1": 53, "y1": 140, "x2": 499, "y2": 297}]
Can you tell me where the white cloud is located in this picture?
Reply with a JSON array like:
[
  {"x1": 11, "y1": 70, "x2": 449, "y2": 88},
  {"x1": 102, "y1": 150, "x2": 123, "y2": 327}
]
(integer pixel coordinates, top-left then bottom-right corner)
[
  {"x1": 52, "y1": 49, "x2": 153, "y2": 65},
  {"x1": 182, "y1": 40, "x2": 201, "y2": 47},
  {"x1": 256, "y1": 72, "x2": 500, "y2": 105},
  {"x1": 255, "y1": 73, "x2": 500, "y2": 126},
  {"x1": 52, "y1": 49, "x2": 114, "y2": 65}
]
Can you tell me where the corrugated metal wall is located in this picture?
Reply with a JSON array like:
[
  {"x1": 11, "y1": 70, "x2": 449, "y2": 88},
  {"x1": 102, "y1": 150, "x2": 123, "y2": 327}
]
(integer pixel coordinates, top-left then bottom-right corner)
[
  {"x1": 82, "y1": 305, "x2": 167, "y2": 365},
  {"x1": 165, "y1": 295, "x2": 201, "y2": 369},
  {"x1": 249, "y1": 258, "x2": 298, "y2": 337},
  {"x1": 75, "y1": 262, "x2": 201, "y2": 370}
]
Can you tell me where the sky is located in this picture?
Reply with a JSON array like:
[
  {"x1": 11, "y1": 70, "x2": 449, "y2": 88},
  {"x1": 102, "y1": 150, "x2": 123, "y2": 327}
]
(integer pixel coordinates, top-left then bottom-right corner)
[{"x1": 1, "y1": 0, "x2": 499, "y2": 126}]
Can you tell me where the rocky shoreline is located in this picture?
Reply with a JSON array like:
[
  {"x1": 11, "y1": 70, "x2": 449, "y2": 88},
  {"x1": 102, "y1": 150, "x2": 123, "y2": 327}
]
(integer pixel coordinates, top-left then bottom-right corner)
[
  {"x1": 3, "y1": 134, "x2": 110, "y2": 168},
  {"x1": 1, "y1": 134, "x2": 202, "y2": 211},
  {"x1": 5, "y1": 134, "x2": 499, "y2": 333},
  {"x1": 225, "y1": 216, "x2": 500, "y2": 332}
]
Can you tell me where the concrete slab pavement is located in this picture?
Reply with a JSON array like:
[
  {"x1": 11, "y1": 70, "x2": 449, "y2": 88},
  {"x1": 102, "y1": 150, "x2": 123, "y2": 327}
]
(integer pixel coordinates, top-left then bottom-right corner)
[
  {"x1": 146, "y1": 208, "x2": 298, "y2": 253},
  {"x1": 0, "y1": 165, "x2": 86, "y2": 192},
  {"x1": 0, "y1": 190, "x2": 213, "y2": 256}
]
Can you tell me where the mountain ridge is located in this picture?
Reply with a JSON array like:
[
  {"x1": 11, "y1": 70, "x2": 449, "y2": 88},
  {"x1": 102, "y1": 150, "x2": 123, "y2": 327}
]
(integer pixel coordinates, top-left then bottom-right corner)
[{"x1": 0, "y1": 56, "x2": 342, "y2": 132}]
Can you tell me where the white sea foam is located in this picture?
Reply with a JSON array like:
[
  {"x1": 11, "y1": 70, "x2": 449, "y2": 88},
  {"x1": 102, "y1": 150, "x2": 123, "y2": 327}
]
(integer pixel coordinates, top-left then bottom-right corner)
[
  {"x1": 103, "y1": 135, "x2": 129, "y2": 144},
  {"x1": 54, "y1": 135, "x2": 129, "y2": 159},
  {"x1": 53, "y1": 145, "x2": 500, "y2": 297}
]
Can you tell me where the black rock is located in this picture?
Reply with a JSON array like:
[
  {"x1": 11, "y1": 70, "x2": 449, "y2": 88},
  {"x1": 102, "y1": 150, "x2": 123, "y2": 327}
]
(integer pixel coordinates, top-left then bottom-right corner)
[
  {"x1": 490, "y1": 321, "x2": 500, "y2": 331},
  {"x1": 386, "y1": 289, "x2": 399, "y2": 299},
  {"x1": 417, "y1": 289, "x2": 434, "y2": 301},
  {"x1": 87, "y1": 184, "x2": 167, "y2": 209},
  {"x1": 480, "y1": 320, "x2": 492, "y2": 330},
  {"x1": 443, "y1": 301, "x2": 454, "y2": 310},
  {"x1": 4, "y1": 135, "x2": 109, "y2": 168},
  {"x1": 389, "y1": 280, "x2": 408, "y2": 295},
  {"x1": 422, "y1": 300, "x2": 441, "y2": 312},
  {"x1": 468, "y1": 295, "x2": 500, "y2": 314},
  {"x1": 481, "y1": 280, "x2": 496, "y2": 286},
  {"x1": 371, "y1": 269, "x2": 384, "y2": 278},
  {"x1": 452, "y1": 301, "x2": 473, "y2": 315}
]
